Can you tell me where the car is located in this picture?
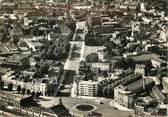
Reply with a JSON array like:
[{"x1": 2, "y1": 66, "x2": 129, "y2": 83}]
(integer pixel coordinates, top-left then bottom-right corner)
[{"x1": 114, "y1": 107, "x2": 118, "y2": 110}]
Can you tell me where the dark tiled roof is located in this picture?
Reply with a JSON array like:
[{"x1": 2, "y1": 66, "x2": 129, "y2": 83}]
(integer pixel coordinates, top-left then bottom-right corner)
[
  {"x1": 131, "y1": 54, "x2": 159, "y2": 62},
  {"x1": 121, "y1": 74, "x2": 142, "y2": 86},
  {"x1": 126, "y1": 78, "x2": 155, "y2": 92}
]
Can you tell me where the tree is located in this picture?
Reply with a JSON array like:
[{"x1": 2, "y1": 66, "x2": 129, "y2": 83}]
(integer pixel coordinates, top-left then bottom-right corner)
[
  {"x1": 42, "y1": 37, "x2": 70, "y2": 60},
  {"x1": 40, "y1": 64, "x2": 49, "y2": 75},
  {"x1": 8, "y1": 83, "x2": 13, "y2": 91},
  {"x1": 65, "y1": 19, "x2": 76, "y2": 33},
  {"x1": 22, "y1": 88, "x2": 26, "y2": 95},
  {"x1": 0, "y1": 81, "x2": 4, "y2": 90},
  {"x1": 17, "y1": 85, "x2": 21, "y2": 94},
  {"x1": 33, "y1": 69, "x2": 42, "y2": 78},
  {"x1": 116, "y1": 58, "x2": 125, "y2": 68},
  {"x1": 31, "y1": 91, "x2": 35, "y2": 96},
  {"x1": 85, "y1": 31, "x2": 104, "y2": 46},
  {"x1": 85, "y1": 70, "x2": 95, "y2": 81},
  {"x1": 26, "y1": 89, "x2": 31, "y2": 95},
  {"x1": 102, "y1": 87, "x2": 108, "y2": 97},
  {"x1": 102, "y1": 70, "x2": 108, "y2": 77},
  {"x1": 35, "y1": 63, "x2": 41, "y2": 69},
  {"x1": 20, "y1": 57, "x2": 30, "y2": 69},
  {"x1": 125, "y1": 58, "x2": 135, "y2": 69},
  {"x1": 34, "y1": 92, "x2": 41, "y2": 100},
  {"x1": 13, "y1": 35, "x2": 20, "y2": 45},
  {"x1": 1, "y1": 29, "x2": 10, "y2": 43},
  {"x1": 107, "y1": 85, "x2": 113, "y2": 97},
  {"x1": 135, "y1": 46, "x2": 142, "y2": 53},
  {"x1": 104, "y1": 41, "x2": 116, "y2": 50},
  {"x1": 86, "y1": 53, "x2": 99, "y2": 62}
]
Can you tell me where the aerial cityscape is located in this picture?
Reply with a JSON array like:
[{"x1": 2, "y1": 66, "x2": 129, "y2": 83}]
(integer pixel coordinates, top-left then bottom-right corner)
[{"x1": 0, "y1": 0, "x2": 168, "y2": 117}]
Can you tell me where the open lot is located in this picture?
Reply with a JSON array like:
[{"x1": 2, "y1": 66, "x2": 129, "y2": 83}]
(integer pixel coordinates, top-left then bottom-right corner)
[{"x1": 84, "y1": 45, "x2": 105, "y2": 59}]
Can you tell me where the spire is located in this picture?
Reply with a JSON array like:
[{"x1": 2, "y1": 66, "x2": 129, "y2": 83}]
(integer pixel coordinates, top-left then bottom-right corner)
[{"x1": 58, "y1": 97, "x2": 63, "y2": 105}]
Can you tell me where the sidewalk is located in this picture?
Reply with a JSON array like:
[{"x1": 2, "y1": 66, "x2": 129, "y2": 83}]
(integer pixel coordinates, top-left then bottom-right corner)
[
  {"x1": 109, "y1": 100, "x2": 133, "y2": 112},
  {"x1": 76, "y1": 96, "x2": 99, "y2": 100}
]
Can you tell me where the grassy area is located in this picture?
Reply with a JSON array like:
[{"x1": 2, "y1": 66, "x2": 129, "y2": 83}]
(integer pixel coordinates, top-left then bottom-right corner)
[{"x1": 84, "y1": 46, "x2": 104, "y2": 59}]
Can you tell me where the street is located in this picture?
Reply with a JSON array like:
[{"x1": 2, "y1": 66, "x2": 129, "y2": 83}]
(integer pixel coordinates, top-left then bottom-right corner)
[{"x1": 64, "y1": 21, "x2": 86, "y2": 73}]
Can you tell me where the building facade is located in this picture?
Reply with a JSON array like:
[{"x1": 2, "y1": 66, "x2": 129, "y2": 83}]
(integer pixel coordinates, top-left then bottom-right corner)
[
  {"x1": 78, "y1": 80, "x2": 98, "y2": 97},
  {"x1": 2, "y1": 72, "x2": 50, "y2": 95},
  {"x1": 134, "y1": 64, "x2": 146, "y2": 76},
  {"x1": 114, "y1": 86, "x2": 134, "y2": 109}
]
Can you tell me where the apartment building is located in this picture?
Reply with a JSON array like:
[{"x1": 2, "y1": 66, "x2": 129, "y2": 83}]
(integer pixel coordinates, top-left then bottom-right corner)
[
  {"x1": 114, "y1": 86, "x2": 134, "y2": 109},
  {"x1": 134, "y1": 64, "x2": 146, "y2": 76},
  {"x1": 2, "y1": 72, "x2": 52, "y2": 95},
  {"x1": 78, "y1": 80, "x2": 98, "y2": 97}
]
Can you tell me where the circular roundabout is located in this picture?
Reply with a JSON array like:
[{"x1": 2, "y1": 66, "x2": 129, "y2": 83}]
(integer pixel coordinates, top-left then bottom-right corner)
[
  {"x1": 76, "y1": 104, "x2": 94, "y2": 111},
  {"x1": 70, "y1": 103, "x2": 97, "y2": 117}
]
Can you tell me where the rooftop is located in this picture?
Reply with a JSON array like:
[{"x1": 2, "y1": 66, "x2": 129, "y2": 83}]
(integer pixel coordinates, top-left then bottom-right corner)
[
  {"x1": 162, "y1": 77, "x2": 168, "y2": 84},
  {"x1": 131, "y1": 54, "x2": 159, "y2": 62},
  {"x1": 152, "y1": 86, "x2": 166, "y2": 103},
  {"x1": 126, "y1": 78, "x2": 155, "y2": 92},
  {"x1": 135, "y1": 64, "x2": 146, "y2": 69},
  {"x1": 79, "y1": 80, "x2": 98, "y2": 85}
]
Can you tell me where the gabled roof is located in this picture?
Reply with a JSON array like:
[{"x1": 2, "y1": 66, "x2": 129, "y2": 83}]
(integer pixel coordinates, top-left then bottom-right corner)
[{"x1": 126, "y1": 78, "x2": 154, "y2": 92}]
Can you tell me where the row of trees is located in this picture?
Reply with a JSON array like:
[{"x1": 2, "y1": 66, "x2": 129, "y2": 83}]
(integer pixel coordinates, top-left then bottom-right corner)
[
  {"x1": 40, "y1": 37, "x2": 70, "y2": 60},
  {"x1": 17, "y1": 87, "x2": 41, "y2": 99},
  {"x1": 99, "y1": 84, "x2": 114, "y2": 97},
  {"x1": 33, "y1": 63, "x2": 49, "y2": 78},
  {"x1": 0, "y1": 81, "x2": 13, "y2": 91}
]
